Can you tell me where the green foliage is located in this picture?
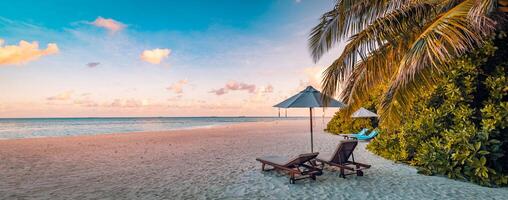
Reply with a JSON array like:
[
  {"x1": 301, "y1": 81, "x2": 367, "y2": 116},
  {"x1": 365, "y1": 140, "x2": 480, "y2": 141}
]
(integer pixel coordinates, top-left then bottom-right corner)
[
  {"x1": 326, "y1": 112, "x2": 373, "y2": 134},
  {"x1": 309, "y1": 0, "x2": 500, "y2": 125},
  {"x1": 367, "y1": 33, "x2": 508, "y2": 187},
  {"x1": 325, "y1": 84, "x2": 383, "y2": 134}
]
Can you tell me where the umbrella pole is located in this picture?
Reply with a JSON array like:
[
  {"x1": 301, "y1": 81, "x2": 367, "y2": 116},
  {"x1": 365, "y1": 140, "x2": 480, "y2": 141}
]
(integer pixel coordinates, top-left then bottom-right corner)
[
  {"x1": 278, "y1": 108, "x2": 280, "y2": 118},
  {"x1": 310, "y1": 107, "x2": 313, "y2": 153},
  {"x1": 322, "y1": 107, "x2": 325, "y2": 127}
]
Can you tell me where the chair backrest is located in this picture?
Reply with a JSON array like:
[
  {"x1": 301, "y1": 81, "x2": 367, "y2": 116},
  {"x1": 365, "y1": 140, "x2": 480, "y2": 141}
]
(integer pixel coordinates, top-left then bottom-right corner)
[
  {"x1": 284, "y1": 152, "x2": 319, "y2": 167},
  {"x1": 366, "y1": 130, "x2": 378, "y2": 138},
  {"x1": 329, "y1": 140, "x2": 358, "y2": 164}
]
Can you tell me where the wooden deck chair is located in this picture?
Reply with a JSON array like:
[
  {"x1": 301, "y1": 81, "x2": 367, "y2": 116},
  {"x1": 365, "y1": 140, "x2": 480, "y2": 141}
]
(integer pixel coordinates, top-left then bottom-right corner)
[
  {"x1": 256, "y1": 152, "x2": 322, "y2": 184},
  {"x1": 315, "y1": 140, "x2": 371, "y2": 178}
]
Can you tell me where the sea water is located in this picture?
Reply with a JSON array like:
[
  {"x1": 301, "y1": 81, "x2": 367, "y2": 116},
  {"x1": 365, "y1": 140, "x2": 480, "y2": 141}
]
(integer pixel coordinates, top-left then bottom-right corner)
[{"x1": 0, "y1": 117, "x2": 303, "y2": 139}]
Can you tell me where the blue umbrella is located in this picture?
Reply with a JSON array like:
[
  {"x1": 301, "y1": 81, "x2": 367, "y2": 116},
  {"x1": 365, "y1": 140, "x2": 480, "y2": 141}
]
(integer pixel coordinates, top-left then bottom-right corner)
[{"x1": 274, "y1": 86, "x2": 346, "y2": 152}]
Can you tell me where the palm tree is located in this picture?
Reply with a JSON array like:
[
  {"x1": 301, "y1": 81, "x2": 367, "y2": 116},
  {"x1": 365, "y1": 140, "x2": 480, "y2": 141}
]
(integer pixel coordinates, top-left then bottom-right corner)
[{"x1": 309, "y1": 0, "x2": 507, "y2": 125}]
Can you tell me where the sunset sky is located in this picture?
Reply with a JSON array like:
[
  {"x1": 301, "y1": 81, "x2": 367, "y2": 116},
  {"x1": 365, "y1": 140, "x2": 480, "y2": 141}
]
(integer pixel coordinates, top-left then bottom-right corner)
[{"x1": 0, "y1": 0, "x2": 343, "y2": 117}]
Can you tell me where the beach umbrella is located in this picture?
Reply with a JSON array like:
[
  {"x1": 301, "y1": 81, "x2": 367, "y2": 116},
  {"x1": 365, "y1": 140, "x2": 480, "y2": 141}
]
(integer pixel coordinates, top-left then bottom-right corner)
[
  {"x1": 274, "y1": 86, "x2": 345, "y2": 152},
  {"x1": 351, "y1": 107, "x2": 378, "y2": 118}
]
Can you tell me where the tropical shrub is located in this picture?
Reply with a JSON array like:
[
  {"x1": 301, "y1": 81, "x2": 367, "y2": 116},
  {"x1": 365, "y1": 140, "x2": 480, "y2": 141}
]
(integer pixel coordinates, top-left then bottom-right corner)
[
  {"x1": 310, "y1": 0, "x2": 507, "y2": 126},
  {"x1": 367, "y1": 34, "x2": 508, "y2": 186},
  {"x1": 325, "y1": 84, "x2": 384, "y2": 134},
  {"x1": 326, "y1": 112, "x2": 373, "y2": 134}
]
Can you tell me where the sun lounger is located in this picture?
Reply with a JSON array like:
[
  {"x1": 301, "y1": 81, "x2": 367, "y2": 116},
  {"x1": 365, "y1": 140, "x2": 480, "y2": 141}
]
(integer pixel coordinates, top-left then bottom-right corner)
[
  {"x1": 342, "y1": 128, "x2": 369, "y2": 139},
  {"x1": 352, "y1": 130, "x2": 378, "y2": 140},
  {"x1": 315, "y1": 140, "x2": 371, "y2": 178},
  {"x1": 256, "y1": 152, "x2": 323, "y2": 184}
]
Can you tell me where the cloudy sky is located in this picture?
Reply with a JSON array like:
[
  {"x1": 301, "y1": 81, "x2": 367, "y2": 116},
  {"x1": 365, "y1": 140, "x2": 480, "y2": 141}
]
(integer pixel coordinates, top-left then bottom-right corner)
[{"x1": 0, "y1": 0, "x2": 343, "y2": 117}]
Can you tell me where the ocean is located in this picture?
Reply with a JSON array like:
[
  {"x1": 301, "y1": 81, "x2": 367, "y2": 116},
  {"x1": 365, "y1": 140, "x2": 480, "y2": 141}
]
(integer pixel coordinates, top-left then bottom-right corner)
[{"x1": 0, "y1": 117, "x2": 304, "y2": 139}]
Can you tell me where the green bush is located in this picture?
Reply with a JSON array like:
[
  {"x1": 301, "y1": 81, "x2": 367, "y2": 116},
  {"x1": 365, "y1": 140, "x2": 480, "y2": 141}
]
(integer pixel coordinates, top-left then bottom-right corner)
[
  {"x1": 367, "y1": 33, "x2": 508, "y2": 186},
  {"x1": 326, "y1": 111, "x2": 373, "y2": 134},
  {"x1": 325, "y1": 85, "x2": 383, "y2": 134}
]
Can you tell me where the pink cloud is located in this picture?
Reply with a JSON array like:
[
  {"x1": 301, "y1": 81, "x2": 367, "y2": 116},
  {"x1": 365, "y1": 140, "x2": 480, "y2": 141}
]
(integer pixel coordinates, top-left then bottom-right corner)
[
  {"x1": 91, "y1": 17, "x2": 125, "y2": 33},
  {"x1": 47, "y1": 91, "x2": 73, "y2": 101},
  {"x1": 210, "y1": 81, "x2": 257, "y2": 96},
  {"x1": 0, "y1": 39, "x2": 59, "y2": 65},
  {"x1": 225, "y1": 81, "x2": 256, "y2": 93},
  {"x1": 210, "y1": 88, "x2": 227, "y2": 96},
  {"x1": 86, "y1": 62, "x2": 100, "y2": 68},
  {"x1": 140, "y1": 48, "x2": 171, "y2": 64},
  {"x1": 263, "y1": 84, "x2": 274, "y2": 93},
  {"x1": 167, "y1": 79, "x2": 188, "y2": 94}
]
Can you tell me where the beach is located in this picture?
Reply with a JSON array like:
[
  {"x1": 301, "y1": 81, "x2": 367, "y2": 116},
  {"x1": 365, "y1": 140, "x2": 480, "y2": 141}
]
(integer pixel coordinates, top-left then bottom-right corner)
[{"x1": 1, "y1": 119, "x2": 507, "y2": 199}]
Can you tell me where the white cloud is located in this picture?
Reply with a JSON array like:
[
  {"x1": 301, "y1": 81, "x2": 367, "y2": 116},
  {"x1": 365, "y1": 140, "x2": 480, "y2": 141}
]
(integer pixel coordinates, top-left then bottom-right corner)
[
  {"x1": 90, "y1": 17, "x2": 125, "y2": 33},
  {"x1": 140, "y1": 48, "x2": 171, "y2": 64},
  {"x1": 0, "y1": 39, "x2": 59, "y2": 65},
  {"x1": 108, "y1": 98, "x2": 149, "y2": 108}
]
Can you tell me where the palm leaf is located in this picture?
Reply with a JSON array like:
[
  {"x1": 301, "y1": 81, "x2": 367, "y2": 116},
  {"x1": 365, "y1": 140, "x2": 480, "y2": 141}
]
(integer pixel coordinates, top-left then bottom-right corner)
[
  {"x1": 320, "y1": 2, "x2": 436, "y2": 100},
  {"x1": 380, "y1": 0, "x2": 495, "y2": 124},
  {"x1": 308, "y1": 0, "x2": 407, "y2": 62},
  {"x1": 329, "y1": 44, "x2": 398, "y2": 116}
]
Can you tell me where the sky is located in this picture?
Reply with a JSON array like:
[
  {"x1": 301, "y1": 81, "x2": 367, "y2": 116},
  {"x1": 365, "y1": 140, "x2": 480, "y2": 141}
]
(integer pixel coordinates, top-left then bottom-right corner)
[{"x1": 0, "y1": 0, "x2": 344, "y2": 118}]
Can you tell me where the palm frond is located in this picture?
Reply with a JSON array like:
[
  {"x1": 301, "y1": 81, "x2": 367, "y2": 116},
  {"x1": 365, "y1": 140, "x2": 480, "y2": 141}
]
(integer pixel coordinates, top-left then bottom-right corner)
[
  {"x1": 319, "y1": 2, "x2": 436, "y2": 100},
  {"x1": 334, "y1": 44, "x2": 398, "y2": 111},
  {"x1": 379, "y1": 0, "x2": 495, "y2": 124},
  {"x1": 308, "y1": 0, "x2": 408, "y2": 62}
]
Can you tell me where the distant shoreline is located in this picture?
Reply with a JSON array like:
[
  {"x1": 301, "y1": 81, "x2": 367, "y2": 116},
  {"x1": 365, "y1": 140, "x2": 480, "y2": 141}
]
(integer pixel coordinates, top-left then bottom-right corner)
[
  {"x1": 0, "y1": 117, "x2": 318, "y2": 140},
  {"x1": 0, "y1": 116, "x2": 315, "y2": 120}
]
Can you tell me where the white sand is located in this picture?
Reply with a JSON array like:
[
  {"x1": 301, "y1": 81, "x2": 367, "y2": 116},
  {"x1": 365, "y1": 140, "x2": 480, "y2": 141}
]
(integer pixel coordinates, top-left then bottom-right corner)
[{"x1": 1, "y1": 119, "x2": 507, "y2": 199}]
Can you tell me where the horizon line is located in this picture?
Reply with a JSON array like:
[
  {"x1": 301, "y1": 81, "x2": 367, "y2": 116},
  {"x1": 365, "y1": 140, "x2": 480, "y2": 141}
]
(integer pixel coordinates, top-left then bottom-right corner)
[{"x1": 0, "y1": 116, "x2": 320, "y2": 119}]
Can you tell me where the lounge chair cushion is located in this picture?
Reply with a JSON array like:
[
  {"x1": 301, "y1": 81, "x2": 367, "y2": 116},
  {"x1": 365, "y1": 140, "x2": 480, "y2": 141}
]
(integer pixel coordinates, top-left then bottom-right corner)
[
  {"x1": 355, "y1": 130, "x2": 378, "y2": 140},
  {"x1": 351, "y1": 128, "x2": 369, "y2": 137}
]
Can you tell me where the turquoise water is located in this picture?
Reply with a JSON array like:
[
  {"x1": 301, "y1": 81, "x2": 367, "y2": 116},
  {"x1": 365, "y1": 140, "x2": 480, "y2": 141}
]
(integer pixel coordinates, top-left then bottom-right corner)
[{"x1": 0, "y1": 117, "x2": 302, "y2": 139}]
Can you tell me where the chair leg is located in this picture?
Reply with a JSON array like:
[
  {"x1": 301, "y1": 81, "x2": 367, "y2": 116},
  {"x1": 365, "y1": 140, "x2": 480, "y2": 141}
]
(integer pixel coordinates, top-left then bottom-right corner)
[
  {"x1": 261, "y1": 163, "x2": 265, "y2": 171},
  {"x1": 290, "y1": 172, "x2": 295, "y2": 184},
  {"x1": 340, "y1": 169, "x2": 346, "y2": 178}
]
